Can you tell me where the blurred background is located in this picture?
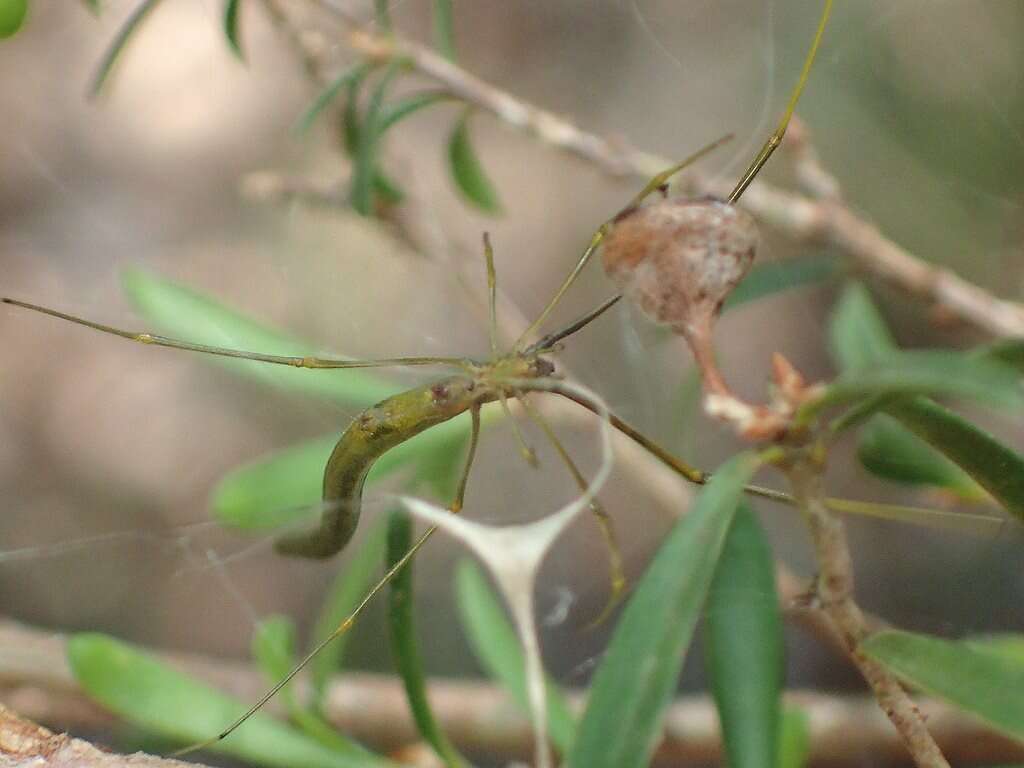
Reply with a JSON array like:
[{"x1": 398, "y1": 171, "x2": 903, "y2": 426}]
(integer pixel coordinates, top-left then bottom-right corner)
[{"x1": 1, "y1": 0, "x2": 1023, "y2": 762}]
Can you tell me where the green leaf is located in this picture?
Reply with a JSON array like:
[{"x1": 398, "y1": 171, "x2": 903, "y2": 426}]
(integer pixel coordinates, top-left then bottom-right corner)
[
  {"x1": 447, "y1": 111, "x2": 502, "y2": 214},
  {"x1": 122, "y1": 268, "x2": 398, "y2": 405},
  {"x1": 724, "y1": 254, "x2": 837, "y2": 312},
  {"x1": 223, "y1": 0, "x2": 243, "y2": 59},
  {"x1": 704, "y1": 504, "x2": 782, "y2": 768},
  {"x1": 861, "y1": 630, "x2": 1024, "y2": 742},
  {"x1": 979, "y1": 340, "x2": 1024, "y2": 373},
  {"x1": 83, "y1": 0, "x2": 102, "y2": 16},
  {"x1": 252, "y1": 616, "x2": 298, "y2": 702},
  {"x1": 777, "y1": 707, "x2": 811, "y2": 768},
  {"x1": 90, "y1": 0, "x2": 164, "y2": 96},
  {"x1": 567, "y1": 454, "x2": 759, "y2": 768},
  {"x1": 828, "y1": 281, "x2": 896, "y2": 371},
  {"x1": 805, "y1": 350, "x2": 1024, "y2": 418},
  {"x1": 373, "y1": 0, "x2": 391, "y2": 31},
  {"x1": 294, "y1": 64, "x2": 371, "y2": 137},
  {"x1": 377, "y1": 91, "x2": 451, "y2": 134},
  {"x1": 212, "y1": 413, "x2": 472, "y2": 530},
  {"x1": 252, "y1": 617, "x2": 362, "y2": 753},
  {"x1": 0, "y1": 0, "x2": 27, "y2": 38},
  {"x1": 857, "y1": 413, "x2": 985, "y2": 500},
  {"x1": 431, "y1": 0, "x2": 456, "y2": 61},
  {"x1": 967, "y1": 635, "x2": 1024, "y2": 665},
  {"x1": 387, "y1": 512, "x2": 467, "y2": 768},
  {"x1": 454, "y1": 559, "x2": 577, "y2": 753},
  {"x1": 883, "y1": 397, "x2": 1024, "y2": 522},
  {"x1": 351, "y1": 63, "x2": 402, "y2": 216},
  {"x1": 310, "y1": 517, "x2": 389, "y2": 704},
  {"x1": 67, "y1": 633, "x2": 393, "y2": 768}
]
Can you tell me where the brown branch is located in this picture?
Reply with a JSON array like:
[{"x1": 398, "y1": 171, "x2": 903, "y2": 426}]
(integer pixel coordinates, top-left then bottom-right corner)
[
  {"x1": 0, "y1": 704, "x2": 205, "y2": 768},
  {"x1": 786, "y1": 459, "x2": 951, "y2": 768},
  {"x1": 2, "y1": 620, "x2": 1023, "y2": 766},
  {"x1": 305, "y1": 1, "x2": 1024, "y2": 339}
]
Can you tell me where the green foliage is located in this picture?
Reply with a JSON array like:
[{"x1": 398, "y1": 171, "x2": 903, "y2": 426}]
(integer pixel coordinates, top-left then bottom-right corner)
[
  {"x1": 704, "y1": 504, "x2": 783, "y2": 768},
  {"x1": 0, "y1": 0, "x2": 27, "y2": 38},
  {"x1": 566, "y1": 455, "x2": 758, "y2": 768},
  {"x1": 857, "y1": 414, "x2": 985, "y2": 500},
  {"x1": 67, "y1": 634, "x2": 391, "y2": 768},
  {"x1": 431, "y1": 0, "x2": 456, "y2": 61},
  {"x1": 387, "y1": 512, "x2": 468, "y2": 768},
  {"x1": 777, "y1": 708, "x2": 811, "y2": 768},
  {"x1": 862, "y1": 630, "x2": 1024, "y2": 742},
  {"x1": 448, "y1": 111, "x2": 503, "y2": 213},
  {"x1": 828, "y1": 281, "x2": 1024, "y2": 521},
  {"x1": 223, "y1": 0, "x2": 243, "y2": 60},
  {"x1": 310, "y1": 518, "x2": 389, "y2": 705},
  {"x1": 724, "y1": 253, "x2": 838, "y2": 312},
  {"x1": 90, "y1": 0, "x2": 164, "y2": 95}
]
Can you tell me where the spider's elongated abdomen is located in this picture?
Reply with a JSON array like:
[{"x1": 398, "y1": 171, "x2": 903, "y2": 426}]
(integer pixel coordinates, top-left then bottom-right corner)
[{"x1": 274, "y1": 375, "x2": 480, "y2": 559}]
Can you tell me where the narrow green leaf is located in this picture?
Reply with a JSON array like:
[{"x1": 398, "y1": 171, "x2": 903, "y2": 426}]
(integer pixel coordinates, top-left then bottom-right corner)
[
  {"x1": 377, "y1": 91, "x2": 451, "y2": 134},
  {"x1": 83, "y1": 0, "x2": 102, "y2": 16},
  {"x1": 431, "y1": 0, "x2": 456, "y2": 61},
  {"x1": 253, "y1": 617, "x2": 360, "y2": 753},
  {"x1": 0, "y1": 0, "x2": 27, "y2": 38},
  {"x1": 979, "y1": 340, "x2": 1024, "y2": 373},
  {"x1": 447, "y1": 111, "x2": 502, "y2": 214},
  {"x1": 857, "y1": 414, "x2": 985, "y2": 500},
  {"x1": 223, "y1": 0, "x2": 243, "y2": 59},
  {"x1": 805, "y1": 350, "x2": 1024, "y2": 418},
  {"x1": 387, "y1": 512, "x2": 467, "y2": 768},
  {"x1": 828, "y1": 281, "x2": 896, "y2": 371},
  {"x1": 724, "y1": 254, "x2": 837, "y2": 312},
  {"x1": 966, "y1": 635, "x2": 1024, "y2": 665},
  {"x1": 90, "y1": 0, "x2": 164, "y2": 96},
  {"x1": 567, "y1": 454, "x2": 759, "y2": 768},
  {"x1": 294, "y1": 64, "x2": 370, "y2": 137},
  {"x1": 861, "y1": 630, "x2": 1024, "y2": 741},
  {"x1": 310, "y1": 517, "x2": 389, "y2": 704},
  {"x1": 122, "y1": 268, "x2": 398, "y2": 405},
  {"x1": 252, "y1": 616, "x2": 298, "y2": 703},
  {"x1": 777, "y1": 708, "x2": 811, "y2": 768},
  {"x1": 212, "y1": 413, "x2": 472, "y2": 530},
  {"x1": 67, "y1": 633, "x2": 393, "y2": 768},
  {"x1": 373, "y1": 0, "x2": 391, "y2": 31},
  {"x1": 883, "y1": 397, "x2": 1024, "y2": 522},
  {"x1": 454, "y1": 559, "x2": 577, "y2": 753},
  {"x1": 351, "y1": 63, "x2": 402, "y2": 216},
  {"x1": 704, "y1": 504, "x2": 782, "y2": 768}
]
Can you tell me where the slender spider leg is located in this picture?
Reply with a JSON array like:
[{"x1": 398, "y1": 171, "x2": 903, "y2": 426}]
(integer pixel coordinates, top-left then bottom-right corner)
[
  {"x1": 451, "y1": 404, "x2": 482, "y2": 514},
  {"x1": 1, "y1": 298, "x2": 471, "y2": 371},
  {"x1": 518, "y1": 395, "x2": 626, "y2": 625},
  {"x1": 482, "y1": 232, "x2": 500, "y2": 358},
  {"x1": 527, "y1": 293, "x2": 622, "y2": 355},
  {"x1": 513, "y1": 134, "x2": 734, "y2": 351},
  {"x1": 499, "y1": 390, "x2": 539, "y2": 467},
  {"x1": 175, "y1": 405, "x2": 483, "y2": 756},
  {"x1": 728, "y1": 0, "x2": 833, "y2": 203}
]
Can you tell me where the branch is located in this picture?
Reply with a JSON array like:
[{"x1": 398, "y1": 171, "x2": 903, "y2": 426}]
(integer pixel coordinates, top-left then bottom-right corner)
[
  {"x1": 307, "y1": 1, "x2": 1024, "y2": 338},
  {"x1": 0, "y1": 704, "x2": 205, "y2": 768},
  {"x1": 2, "y1": 620, "x2": 1023, "y2": 766},
  {"x1": 786, "y1": 460, "x2": 951, "y2": 768}
]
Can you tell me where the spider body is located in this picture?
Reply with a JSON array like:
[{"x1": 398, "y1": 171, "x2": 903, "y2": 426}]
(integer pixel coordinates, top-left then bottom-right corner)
[{"x1": 277, "y1": 351, "x2": 556, "y2": 558}]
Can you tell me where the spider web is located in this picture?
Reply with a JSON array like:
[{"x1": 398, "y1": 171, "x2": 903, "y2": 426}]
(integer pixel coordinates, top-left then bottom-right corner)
[{"x1": 2, "y1": 2, "x2": 1023, "y2": 764}]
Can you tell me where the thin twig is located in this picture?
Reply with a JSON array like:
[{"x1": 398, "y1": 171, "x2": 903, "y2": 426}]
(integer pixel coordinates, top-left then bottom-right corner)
[
  {"x1": 2, "y1": 620, "x2": 1022, "y2": 766},
  {"x1": 307, "y1": 1, "x2": 1024, "y2": 338},
  {"x1": 786, "y1": 459, "x2": 951, "y2": 768}
]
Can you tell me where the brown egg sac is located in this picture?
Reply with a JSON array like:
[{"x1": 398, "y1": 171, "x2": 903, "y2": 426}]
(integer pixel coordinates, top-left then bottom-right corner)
[{"x1": 601, "y1": 197, "x2": 758, "y2": 337}]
